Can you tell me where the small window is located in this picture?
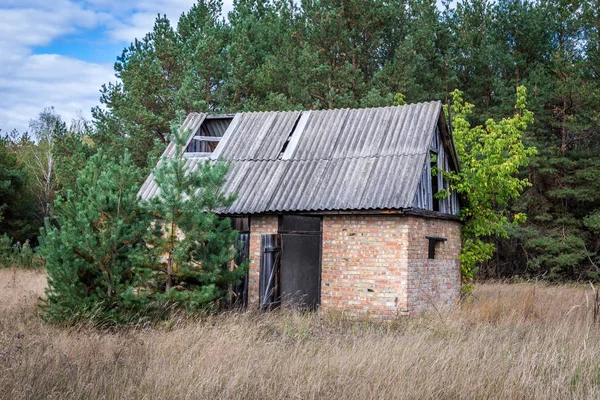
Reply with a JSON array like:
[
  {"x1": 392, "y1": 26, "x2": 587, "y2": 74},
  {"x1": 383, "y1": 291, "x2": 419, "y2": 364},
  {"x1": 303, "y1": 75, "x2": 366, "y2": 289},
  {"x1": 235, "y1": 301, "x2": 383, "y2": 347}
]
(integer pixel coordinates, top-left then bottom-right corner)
[{"x1": 426, "y1": 236, "x2": 447, "y2": 259}]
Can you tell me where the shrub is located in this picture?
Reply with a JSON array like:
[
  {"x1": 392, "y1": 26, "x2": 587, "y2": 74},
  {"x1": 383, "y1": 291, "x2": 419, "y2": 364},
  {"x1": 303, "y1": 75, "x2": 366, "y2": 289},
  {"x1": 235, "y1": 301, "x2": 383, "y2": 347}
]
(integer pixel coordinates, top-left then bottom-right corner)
[
  {"x1": 39, "y1": 150, "x2": 152, "y2": 325},
  {"x1": 0, "y1": 234, "x2": 44, "y2": 269}
]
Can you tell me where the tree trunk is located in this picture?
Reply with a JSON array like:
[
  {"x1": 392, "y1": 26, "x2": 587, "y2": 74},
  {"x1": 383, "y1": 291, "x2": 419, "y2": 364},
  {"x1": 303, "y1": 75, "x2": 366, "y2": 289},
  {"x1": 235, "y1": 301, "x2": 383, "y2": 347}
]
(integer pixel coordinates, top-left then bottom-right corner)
[
  {"x1": 166, "y1": 253, "x2": 173, "y2": 291},
  {"x1": 561, "y1": 97, "x2": 567, "y2": 152},
  {"x1": 495, "y1": 238, "x2": 501, "y2": 279},
  {"x1": 166, "y1": 220, "x2": 175, "y2": 291}
]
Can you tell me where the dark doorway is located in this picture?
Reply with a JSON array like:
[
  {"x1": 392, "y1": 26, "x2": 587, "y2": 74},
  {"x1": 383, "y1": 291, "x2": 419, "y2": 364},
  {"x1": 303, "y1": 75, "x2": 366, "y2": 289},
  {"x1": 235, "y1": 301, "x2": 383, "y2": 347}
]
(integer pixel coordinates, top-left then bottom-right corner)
[
  {"x1": 278, "y1": 215, "x2": 322, "y2": 309},
  {"x1": 231, "y1": 217, "x2": 250, "y2": 307}
]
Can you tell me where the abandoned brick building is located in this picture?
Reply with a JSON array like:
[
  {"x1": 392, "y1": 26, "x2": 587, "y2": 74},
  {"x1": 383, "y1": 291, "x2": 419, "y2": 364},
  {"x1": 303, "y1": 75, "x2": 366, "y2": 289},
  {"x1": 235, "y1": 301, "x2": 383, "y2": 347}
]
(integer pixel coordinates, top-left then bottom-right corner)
[{"x1": 139, "y1": 102, "x2": 462, "y2": 317}]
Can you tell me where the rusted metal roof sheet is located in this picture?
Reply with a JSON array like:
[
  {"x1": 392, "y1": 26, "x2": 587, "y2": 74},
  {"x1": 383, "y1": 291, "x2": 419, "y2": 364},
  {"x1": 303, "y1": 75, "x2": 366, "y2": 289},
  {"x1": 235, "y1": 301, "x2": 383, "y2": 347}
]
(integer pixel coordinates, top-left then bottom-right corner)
[{"x1": 138, "y1": 102, "x2": 443, "y2": 213}]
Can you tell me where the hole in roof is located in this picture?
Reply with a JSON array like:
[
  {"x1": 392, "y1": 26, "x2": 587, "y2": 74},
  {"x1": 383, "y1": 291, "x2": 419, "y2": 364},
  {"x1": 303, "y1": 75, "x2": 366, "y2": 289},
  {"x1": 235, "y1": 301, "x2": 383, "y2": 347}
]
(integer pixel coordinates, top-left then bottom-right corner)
[
  {"x1": 186, "y1": 116, "x2": 233, "y2": 153},
  {"x1": 278, "y1": 113, "x2": 303, "y2": 159}
]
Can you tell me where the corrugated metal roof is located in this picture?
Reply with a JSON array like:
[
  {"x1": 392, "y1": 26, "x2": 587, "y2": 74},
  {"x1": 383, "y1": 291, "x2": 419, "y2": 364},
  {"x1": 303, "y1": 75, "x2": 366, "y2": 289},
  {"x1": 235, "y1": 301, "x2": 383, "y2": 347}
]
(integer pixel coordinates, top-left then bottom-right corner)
[
  {"x1": 216, "y1": 111, "x2": 302, "y2": 160},
  {"x1": 216, "y1": 155, "x2": 425, "y2": 214},
  {"x1": 285, "y1": 102, "x2": 440, "y2": 160},
  {"x1": 138, "y1": 102, "x2": 443, "y2": 214}
]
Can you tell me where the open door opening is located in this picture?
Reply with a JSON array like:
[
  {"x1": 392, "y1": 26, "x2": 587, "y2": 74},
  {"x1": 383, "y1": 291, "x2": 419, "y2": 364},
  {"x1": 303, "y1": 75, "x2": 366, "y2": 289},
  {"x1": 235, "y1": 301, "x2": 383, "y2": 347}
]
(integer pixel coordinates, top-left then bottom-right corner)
[
  {"x1": 259, "y1": 215, "x2": 322, "y2": 310},
  {"x1": 279, "y1": 215, "x2": 322, "y2": 309},
  {"x1": 231, "y1": 217, "x2": 250, "y2": 307}
]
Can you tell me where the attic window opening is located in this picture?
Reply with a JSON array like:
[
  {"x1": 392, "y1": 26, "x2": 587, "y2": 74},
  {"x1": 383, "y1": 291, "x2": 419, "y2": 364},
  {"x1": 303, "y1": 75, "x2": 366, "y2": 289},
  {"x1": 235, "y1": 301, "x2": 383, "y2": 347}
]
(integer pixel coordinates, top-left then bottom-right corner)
[
  {"x1": 278, "y1": 113, "x2": 303, "y2": 159},
  {"x1": 185, "y1": 117, "x2": 232, "y2": 154}
]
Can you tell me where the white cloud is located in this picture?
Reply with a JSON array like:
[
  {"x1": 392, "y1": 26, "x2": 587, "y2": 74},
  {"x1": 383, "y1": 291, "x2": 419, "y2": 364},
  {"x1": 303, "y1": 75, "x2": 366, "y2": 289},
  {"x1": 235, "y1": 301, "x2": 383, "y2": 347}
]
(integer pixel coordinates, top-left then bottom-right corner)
[
  {"x1": 0, "y1": 54, "x2": 114, "y2": 132},
  {"x1": 103, "y1": 0, "x2": 234, "y2": 42},
  {"x1": 0, "y1": 0, "x2": 233, "y2": 133}
]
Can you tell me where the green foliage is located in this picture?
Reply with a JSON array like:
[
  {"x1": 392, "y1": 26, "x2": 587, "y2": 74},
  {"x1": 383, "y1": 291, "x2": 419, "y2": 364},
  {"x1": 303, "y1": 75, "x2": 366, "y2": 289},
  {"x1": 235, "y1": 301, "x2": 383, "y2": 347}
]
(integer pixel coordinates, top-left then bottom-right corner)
[
  {"x1": 449, "y1": 86, "x2": 537, "y2": 284},
  {"x1": 1, "y1": 0, "x2": 597, "y2": 285},
  {"x1": 392, "y1": 93, "x2": 407, "y2": 106},
  {"x1": 53, "y1": 129, "x2": 96, "y2": 195},
  {"x1": 40, "y1": 121, "x2": 244, "y2": 325},
  {"x1": 0, "y1": 234, "x2": 43, "y2": 269},
  {"x1": 40, "y1": 150, "x2": 152, "y2": 325},
  {"x1": 93, "y1": 0, "x2": 453, "y2": 170},
  {"x1": 0, "y1": 133, "x2": 39, "y2": 243},
  {"x1": 143, "y1": 119, "x2": 244, "y2": 312},
  {"x1": 1, "y1": 110, "x2": 96, "y2": 247}
]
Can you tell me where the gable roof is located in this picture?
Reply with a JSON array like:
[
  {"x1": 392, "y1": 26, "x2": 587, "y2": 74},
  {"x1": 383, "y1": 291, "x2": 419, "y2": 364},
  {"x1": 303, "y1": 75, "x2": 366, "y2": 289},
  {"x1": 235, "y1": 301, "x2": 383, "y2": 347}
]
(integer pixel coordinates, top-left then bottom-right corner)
[{"x1": 139, "y1": 101, "x2": 454, "y2": 214}]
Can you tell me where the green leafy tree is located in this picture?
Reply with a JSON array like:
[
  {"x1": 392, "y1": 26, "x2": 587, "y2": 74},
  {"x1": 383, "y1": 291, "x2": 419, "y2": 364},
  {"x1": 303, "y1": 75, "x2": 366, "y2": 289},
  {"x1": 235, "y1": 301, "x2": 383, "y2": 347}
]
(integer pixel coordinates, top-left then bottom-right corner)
[
  {"x1": 449, "y1": 86, "x2": 537, "y2": 288},
  {"x1": 40, "y1": 150, "x2": 151, "y2": 325},
  {"x1": 143, "y1": 120, "x2": 243, "y2": 311},
  {"x1": 22, "y1": 107, "x2": 67, "y2": 221}
]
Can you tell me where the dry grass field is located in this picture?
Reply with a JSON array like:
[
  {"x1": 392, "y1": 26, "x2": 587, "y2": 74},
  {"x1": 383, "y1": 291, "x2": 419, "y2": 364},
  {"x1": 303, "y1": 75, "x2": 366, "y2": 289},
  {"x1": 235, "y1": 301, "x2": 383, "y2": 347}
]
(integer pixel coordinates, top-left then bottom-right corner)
[{"x1": 2, "y1": 269, "x2": 600, "y2": 399}]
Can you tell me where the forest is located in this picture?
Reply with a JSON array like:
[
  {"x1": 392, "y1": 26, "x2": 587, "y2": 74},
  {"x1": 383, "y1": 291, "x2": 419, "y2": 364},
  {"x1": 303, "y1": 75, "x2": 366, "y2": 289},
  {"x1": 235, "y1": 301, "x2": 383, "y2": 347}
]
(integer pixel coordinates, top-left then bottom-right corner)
[{"x1": 1, "y1": 0, "x2": 599, "y2": 281}]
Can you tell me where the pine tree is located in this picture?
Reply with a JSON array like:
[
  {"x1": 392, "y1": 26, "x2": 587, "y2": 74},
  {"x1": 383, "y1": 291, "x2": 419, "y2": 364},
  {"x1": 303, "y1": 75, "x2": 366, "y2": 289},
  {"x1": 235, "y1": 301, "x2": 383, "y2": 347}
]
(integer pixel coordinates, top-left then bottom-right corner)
[
  {"x1": 143, "y1": 119, "x2": 243, "y2": 311},
  {"x1": 40, "y1": 150, "x2": 150, "y2": 325},
  {"x1": 176, "y1": 0, "x2": 231, "y2": 113},
  {"x1": 505, "y1": 0, "x2": 600, "y2": 280},
  {"x1": 0, "y1": 137, "x2": 19, "y2": 227},
  {"x1": 93, "y1": 13, "x2": 186, "y2": 169},
  {"x1": 0, "y1": 132, "x2": 38, "y2": 243}
]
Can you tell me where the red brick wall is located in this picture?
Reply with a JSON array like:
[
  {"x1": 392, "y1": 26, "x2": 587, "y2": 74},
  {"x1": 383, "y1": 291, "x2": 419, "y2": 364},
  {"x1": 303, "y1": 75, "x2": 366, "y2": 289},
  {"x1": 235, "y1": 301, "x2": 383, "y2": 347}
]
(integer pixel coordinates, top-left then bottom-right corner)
[
  {"x1": 321, "y1": 215, "x2": 461, "y2": 317},
  {"x1": 248, "y1": 215, "x2": 278, "y2": 307},
  {"x1": 247, "y1": 214, "x2": 461, "y2": 316},
  {"x1": 321, "y1": 216, "x2": 410, "y2": 317}
]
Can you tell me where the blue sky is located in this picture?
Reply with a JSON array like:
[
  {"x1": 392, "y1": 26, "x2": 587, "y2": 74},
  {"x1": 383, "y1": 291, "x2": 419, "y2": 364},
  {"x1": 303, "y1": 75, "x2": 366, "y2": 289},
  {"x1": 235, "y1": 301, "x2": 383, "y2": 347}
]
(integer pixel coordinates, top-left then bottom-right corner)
[{"x1": 0, "y1": 0, "x2": 234, "y2": 133}]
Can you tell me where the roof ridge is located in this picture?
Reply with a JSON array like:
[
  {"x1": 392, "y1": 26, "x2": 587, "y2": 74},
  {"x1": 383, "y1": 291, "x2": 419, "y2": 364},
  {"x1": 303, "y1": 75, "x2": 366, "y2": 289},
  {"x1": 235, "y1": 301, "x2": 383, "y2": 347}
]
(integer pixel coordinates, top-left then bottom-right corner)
[
  {"x1": 203, "y1": 100, "x2": 442, "y2": 117},
  {"x1": 214, "y1": 153, "x2": 429, "y2": 163}
]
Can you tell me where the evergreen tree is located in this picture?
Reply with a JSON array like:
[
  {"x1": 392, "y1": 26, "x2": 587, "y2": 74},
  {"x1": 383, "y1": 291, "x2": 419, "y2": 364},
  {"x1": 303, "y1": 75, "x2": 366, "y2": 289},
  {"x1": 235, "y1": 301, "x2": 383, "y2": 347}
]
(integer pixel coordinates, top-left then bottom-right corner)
[
  {"x1": 40, "y1": 150, "x2": 151, "y2": 324},
  {"x1": 52, "y1": 127, "x2": 96, "y2": 195},
  {"x1": 93, "y1": 14, "x2": 186, "y2": 169},
  {"x1": 0, "y1": 132, "x2": 39, "y2": 243},
  {"x1": 176, "y1": 0, "x2": 231, "y2": 113},
  {"x1": 376, "y1": 0, "x2": 453, "y2": 103},
  {"x1": 0, "y1": 137, "x2": 21, "y2": 227},
  {"x1": 505, "y1": 0, "x2": 600, "y2": 280},
  {"x1": 86, "y1": 0, "x2": 600, "y2": 282},
  {"x1": 143, "y1": 119, "x2": 243, "y2": 311}
]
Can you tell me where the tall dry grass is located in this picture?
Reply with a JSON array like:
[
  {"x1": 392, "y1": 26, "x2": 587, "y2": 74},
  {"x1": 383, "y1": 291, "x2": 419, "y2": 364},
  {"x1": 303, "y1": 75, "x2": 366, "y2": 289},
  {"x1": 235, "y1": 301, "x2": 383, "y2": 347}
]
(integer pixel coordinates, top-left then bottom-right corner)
[{"x1": 2, "y1": 269, "x2": 600, "y2": 399}]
